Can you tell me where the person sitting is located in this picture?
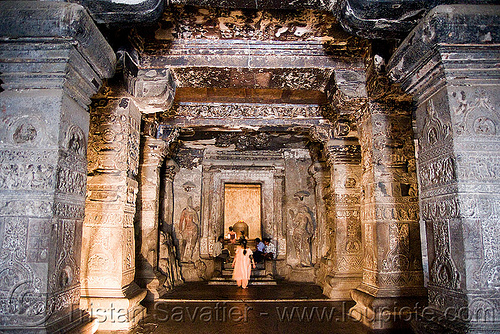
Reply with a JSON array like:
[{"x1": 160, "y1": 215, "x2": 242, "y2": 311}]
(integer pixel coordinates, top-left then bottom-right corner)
[
  {"x1": 263, "y1": 238, "x2": 276, "y2": 260},
  {"x1": 253, "y1": 237, "x2": 265, "y2": 263},
  {"x1": 213, "y1": 235, "x2": 229, "y2": 276}
]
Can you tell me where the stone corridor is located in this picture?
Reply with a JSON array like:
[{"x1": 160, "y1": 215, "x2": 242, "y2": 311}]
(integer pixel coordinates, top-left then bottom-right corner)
[{"x1": 0, "y1": 1, "x2": 499, "y2": 334}]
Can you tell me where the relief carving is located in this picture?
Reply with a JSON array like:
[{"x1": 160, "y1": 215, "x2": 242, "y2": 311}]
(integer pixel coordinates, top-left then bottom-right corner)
[
  {"x1": 382, "y1": 223, "x2": 410, "y2": 272},
  {"x1": 174, "y1": 103, "x2": 323, "y2": 119},
  {"x1": 57, "y1": 168, "x2": 86, "y2": 196},
  {"x1": 419, "y1": 156, "x2": 456, "y2": 190},
  {"x1": 65, "y1": 125, "x2": 86, "y2": 157},
  {"x1": 450, "y1": 90, "x2": 499, "y2": 137},
  {"x1": 0, "y1": 164, "x2": 55, "y2": 191},
  {"x1": 178, "y1": 196, "x2": 199, "y2": 263},
  {"x1": 420, "y1": 98, "x2": 452, "y2": 150},
  {"x1": 289, "y1": 192, "x2": 315, "y2": 267},
  {"x1": 429, "y1": 220, "x2": 461, "y2": 290}
]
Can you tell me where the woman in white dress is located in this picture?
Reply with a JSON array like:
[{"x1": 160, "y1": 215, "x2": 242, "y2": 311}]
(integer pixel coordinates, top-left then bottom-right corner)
[{"x1": 232, "y1": 239, "x2": 255, "y2": 288}]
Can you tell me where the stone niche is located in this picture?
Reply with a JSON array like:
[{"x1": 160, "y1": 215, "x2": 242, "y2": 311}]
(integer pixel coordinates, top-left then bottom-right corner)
[{"x1": 167, "y1": 132, "x2": 323, "y2": 281}]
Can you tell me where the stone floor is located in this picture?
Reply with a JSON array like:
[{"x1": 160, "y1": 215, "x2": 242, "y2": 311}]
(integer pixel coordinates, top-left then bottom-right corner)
[{"x1": 101, "y1": 282, "x2": 415, "y2": 334}]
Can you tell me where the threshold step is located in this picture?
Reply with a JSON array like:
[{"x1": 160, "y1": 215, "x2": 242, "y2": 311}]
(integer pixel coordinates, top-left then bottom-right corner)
[{"x1": 208, "y1": 280, "x2": 277, "y2": 286}]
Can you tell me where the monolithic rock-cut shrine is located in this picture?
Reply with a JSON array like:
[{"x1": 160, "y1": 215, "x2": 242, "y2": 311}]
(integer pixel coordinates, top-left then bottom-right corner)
[{"x1": 0, "y1": 1, "x2": 499, "y2": 333}]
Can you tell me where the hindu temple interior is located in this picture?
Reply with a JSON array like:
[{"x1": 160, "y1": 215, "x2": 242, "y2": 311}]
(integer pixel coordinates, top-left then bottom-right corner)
[{"x1": 0, "y1": 0, "x2": 499, "y2": 333}]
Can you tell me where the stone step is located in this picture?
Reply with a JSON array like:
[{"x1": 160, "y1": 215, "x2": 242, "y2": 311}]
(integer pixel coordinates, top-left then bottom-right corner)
[
  {"x1": 222, "y1": 269, "x2": 267, "y2": 277},
  {"x1": 223, "y1": 263, "x2": 265, "y2": 270},
  {"x1": 208, "y1": 277, "x2": 277, "y2": 286}
]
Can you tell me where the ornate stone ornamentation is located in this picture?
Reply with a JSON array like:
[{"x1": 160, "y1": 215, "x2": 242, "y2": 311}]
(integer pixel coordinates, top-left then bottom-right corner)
[
  {"x1": 429, "y1": 220, "x2": 461, "y2": 290},
  {"x1": 450, "y1": 89, "x2": 498, "y2": 137},
  {"x1": 174, "y1": 103, "x2": 323, "y2": 119},
  {"x1": 289, "y1": 193, "x2": 315, "y2": 267}
]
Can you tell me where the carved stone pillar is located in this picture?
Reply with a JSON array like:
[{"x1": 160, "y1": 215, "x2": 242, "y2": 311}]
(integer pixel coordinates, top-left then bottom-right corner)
[
  {"x1": 135, "y1": 136, "x2": 170, "y2": 301},
  {"x1": 321, "y1": 141, "x2": 363, "y2": 300},
  {"x1": 350, "y1": 70, "x2": 426, "y2": 328},
  {"x1": 0, "y1": 2, "x2": 115, "y2": 332},
  {"x1": 81, "y1": 97, "x2": 145, "y2": 331},
  {"x1": 388, "y1": 5, "x2": 500, "y2": 332}
]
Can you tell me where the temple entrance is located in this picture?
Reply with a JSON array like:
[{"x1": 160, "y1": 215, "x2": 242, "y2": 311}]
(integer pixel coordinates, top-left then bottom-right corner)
[{"x1": 223, "y1": 183, "x2": 262, "y2": 240}]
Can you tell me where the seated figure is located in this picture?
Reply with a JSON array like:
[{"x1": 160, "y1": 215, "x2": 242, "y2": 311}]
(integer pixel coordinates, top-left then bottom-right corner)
[
  {"x1": 253, "y1": 237, "x2": 265, "y2": 263},
  {"x1": 263, "y1": 238, "x2": 276, "y2": 260}
]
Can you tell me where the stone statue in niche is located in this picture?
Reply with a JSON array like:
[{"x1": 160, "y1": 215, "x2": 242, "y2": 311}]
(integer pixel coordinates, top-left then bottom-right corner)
[
  {"x1": 290, "y1": 191, "x2": 315, "y2": 267},
  {"x1": 178, "y1": 196, "x2": 199, "y2": 263}
]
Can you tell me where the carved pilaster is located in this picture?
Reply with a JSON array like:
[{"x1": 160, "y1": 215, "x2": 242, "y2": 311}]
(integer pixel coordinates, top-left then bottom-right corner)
[
  {"x1": 319, "y1": 141, "x2": 363, "y2": 300},
  {"x1": 388, "y1": 5, "x2": 500, "y2": 332},
  {"x1": 350, "y1": 57, "x2": 426, "y2": 329},
  {"x1": 81, "y1": 96, "x2": 146, "y2": 331},
  {"x1": 0, "y1": 2, "x2": 115, "y2": 332},
  {"x1": 136, "y1": 133, "x2": 179, "y2": 301}
]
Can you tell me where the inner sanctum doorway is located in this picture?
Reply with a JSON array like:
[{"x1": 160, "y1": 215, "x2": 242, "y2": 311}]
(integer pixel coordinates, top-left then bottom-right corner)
[{"x1": 223, "y1": 183, "x2": 262, "y2": 240}]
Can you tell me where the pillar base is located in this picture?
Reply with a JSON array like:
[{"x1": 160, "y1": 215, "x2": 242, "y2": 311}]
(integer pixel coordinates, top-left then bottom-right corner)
[
  {"x1": 80, "y1": 282, "x2": 147, "y2": 331},
  {"x1": 322, "y1": 274, "x2": 362, "y2": 300},
  {"x1": 287, "y1": 266, "x2": 316, "y2": 282},
  {"x1": 349, "y1": 283, "x2": 427, "y2": 330},
  {"x1": 2, "y1": 309, "x2": 98, "y2": 334},
  {"x1": 137, "y1": 270, "x2": 168, "y2": 302},
  {"x1": 181, "y1": 262, "x2": 203, "y2": 282}
]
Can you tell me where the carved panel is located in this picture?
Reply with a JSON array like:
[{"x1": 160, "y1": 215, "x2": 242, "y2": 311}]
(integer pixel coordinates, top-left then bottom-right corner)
[
  {"x1": 429, "y1": 220, "x2": 461, "y2": 290},
  {"x1": 450, "y1": 89, "x2": 499, "y2": 137},
  {"x1": 174, "y1": 103, "x2": 323, "y2": 119}
]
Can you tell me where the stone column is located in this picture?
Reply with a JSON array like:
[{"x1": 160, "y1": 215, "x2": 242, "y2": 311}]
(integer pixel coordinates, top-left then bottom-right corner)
[
  {"x1": 321, "y1": 141, "x2": 363, "y2": 300},
  {"x1": 349, "y1": 65, "x2": 426, "y2": 329},
  {"x1": 81, "y1": 97, "x2": 145, "y2": 331},
  {"x1": 135, "y1": 136, "x2": 170, "y2": 301},
  {"x1": 0, "y1": 2, "x2": 115, "y2": 332},
  {"x1": 388, "y1": 5, "x2": 500, "y2": 332}
]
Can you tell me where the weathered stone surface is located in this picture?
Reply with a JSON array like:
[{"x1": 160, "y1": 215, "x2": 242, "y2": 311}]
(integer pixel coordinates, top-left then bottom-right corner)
[
  {"x1": 388, "y1": 5, "x2": 500, "y2": 332},
  {"x1": 318, "y1": 140, "x2": 363, "y2": 300},
  {"x1": 0, "y1": 2, "x2": 115, "y2": 332},
  {"x1": 81, "y1": 96, "x2": 147, "y2": 331},
  {"x1": 136, "y1": 135, "x2": 180, "y2": 301},
  {"x1": 349, "y1": 58, "x2": 426, "y2": 329}
]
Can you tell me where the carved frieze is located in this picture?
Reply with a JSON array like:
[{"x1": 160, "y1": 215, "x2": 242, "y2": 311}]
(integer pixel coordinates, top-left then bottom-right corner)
[
  {"x1": 136, "y1": 6, "x2": 362, "y2": 45},
  {"x1": 174, "y1": 103, "x2": 324, "y2": 119},
  {"x1": 419, "y1": 156, "x2": 456, "y2": 191}
]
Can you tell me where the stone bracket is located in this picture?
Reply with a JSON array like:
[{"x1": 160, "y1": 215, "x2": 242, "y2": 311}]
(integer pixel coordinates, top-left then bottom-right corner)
[{"x1": 125, "y1": 52, "x2": 176, "y2": 114}]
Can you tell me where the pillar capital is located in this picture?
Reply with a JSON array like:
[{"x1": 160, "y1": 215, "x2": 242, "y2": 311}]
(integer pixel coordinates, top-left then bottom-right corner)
[
  {"x1": 0, "y1": 1, "x2": 116, "y2": 104},
  {"x1": 324, "y1": 140, "x2": 361, "y2": 166},
  {"x1": 388, "y1": 5, "x2": 500, "y2": 101}
]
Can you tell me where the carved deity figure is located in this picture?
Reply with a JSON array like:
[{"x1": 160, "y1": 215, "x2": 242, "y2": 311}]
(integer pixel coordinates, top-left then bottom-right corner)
[
  {"x1": 290, "y1": 202, "x2": 315, "y2": 267},
  {"x1": 178, "y1": 196, "x2": 199, "y2": 263}
]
